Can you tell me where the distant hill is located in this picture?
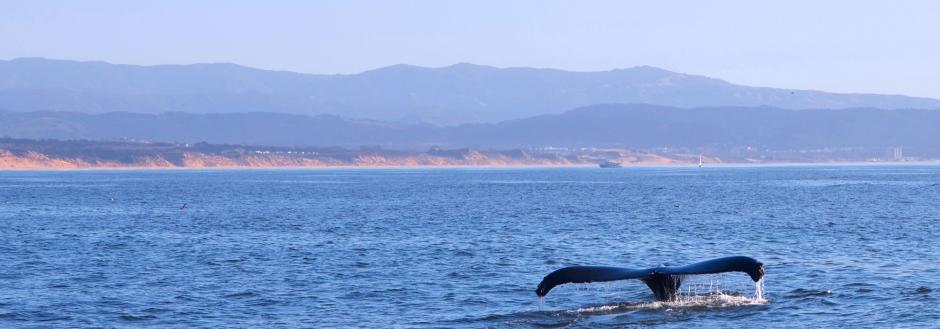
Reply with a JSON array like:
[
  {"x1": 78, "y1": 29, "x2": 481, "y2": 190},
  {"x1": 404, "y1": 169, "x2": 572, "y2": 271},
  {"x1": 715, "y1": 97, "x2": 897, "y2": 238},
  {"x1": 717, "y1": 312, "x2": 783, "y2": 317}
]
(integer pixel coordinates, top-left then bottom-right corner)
[
  {"x1": 3, "y1": 105, "x2": 940, "y2": 159},
  {"x1": 0, "y1": 111, "x2": 432, "y2": 148},
  {"x1": 449, "y1": 104, "x2": 940, "y2": 151},
  {"x1": 2, "y1": 58, "x2": 939, "y2": 125}
]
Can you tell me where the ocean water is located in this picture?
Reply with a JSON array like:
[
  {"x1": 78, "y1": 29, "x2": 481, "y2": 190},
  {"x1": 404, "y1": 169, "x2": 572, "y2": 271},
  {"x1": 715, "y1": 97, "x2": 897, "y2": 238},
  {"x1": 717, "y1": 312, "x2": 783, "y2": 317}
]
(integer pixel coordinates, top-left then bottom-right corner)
[{"x1": 0, "y1": 165, "x2": 938, "y2": 328}]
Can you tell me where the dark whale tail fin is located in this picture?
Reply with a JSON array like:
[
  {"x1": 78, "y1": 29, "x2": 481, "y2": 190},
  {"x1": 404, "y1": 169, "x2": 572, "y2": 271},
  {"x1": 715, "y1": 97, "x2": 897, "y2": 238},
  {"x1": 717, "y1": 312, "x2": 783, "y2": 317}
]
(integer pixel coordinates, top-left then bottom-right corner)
[
  {"x1": 535, "y1": 256, "x2": 764, "y2": 301},
  {"x1": 657, "y1": 256, "x2": 765, "y2": 282},
  {"x1": 535, "y1": 266, "x2": 650, "y2": 297}
]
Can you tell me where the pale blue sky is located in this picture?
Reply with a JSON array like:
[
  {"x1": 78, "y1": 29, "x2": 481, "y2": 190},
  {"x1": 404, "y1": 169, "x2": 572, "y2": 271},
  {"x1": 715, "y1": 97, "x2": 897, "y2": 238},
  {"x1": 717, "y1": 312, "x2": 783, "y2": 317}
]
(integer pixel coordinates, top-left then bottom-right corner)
[{"x1": 2, "y1": 1, "x2": 939, "y2": 98}]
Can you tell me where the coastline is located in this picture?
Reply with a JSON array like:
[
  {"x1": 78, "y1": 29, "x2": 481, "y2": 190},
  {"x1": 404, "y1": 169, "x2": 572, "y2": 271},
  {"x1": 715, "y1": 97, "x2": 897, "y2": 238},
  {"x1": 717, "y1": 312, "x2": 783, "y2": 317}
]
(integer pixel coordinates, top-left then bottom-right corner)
[
  {"x1": 2, "y1": 160, "x2": 937, "y2": 171},
  {"x1": 3, "y1": 138, "x2": 936, "y2": 171}
]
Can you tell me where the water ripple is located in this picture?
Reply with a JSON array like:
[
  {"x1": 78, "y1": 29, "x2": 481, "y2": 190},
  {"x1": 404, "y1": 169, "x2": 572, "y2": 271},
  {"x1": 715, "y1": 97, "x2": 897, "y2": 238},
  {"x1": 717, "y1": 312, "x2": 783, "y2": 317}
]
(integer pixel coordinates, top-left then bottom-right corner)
[{"x1": 0, "y1": 166, "x2": 938, "y2": 327}]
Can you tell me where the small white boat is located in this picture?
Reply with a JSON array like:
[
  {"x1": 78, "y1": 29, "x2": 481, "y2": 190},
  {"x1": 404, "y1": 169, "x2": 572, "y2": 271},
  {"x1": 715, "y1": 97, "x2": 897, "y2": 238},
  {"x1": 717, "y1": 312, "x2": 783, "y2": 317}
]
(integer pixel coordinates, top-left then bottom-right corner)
[{"x1": 599, "y1": 160, "x2": 622, "y2": 168}]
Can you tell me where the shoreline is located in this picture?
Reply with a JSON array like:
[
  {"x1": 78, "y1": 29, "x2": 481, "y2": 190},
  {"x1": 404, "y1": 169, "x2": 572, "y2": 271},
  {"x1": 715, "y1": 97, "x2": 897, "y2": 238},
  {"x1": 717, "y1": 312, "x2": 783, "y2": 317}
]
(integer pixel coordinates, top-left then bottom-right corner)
[{"x1": 2, "y1": 160, "x2": 937, "y2": 171}]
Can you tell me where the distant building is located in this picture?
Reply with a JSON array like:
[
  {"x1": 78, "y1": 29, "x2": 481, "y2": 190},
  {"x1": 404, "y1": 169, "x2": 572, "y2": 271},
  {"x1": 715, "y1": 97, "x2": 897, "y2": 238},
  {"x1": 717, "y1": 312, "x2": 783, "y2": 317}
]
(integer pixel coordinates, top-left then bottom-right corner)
[{"x1": 893, "y1": 147, "x2": 903, "y2": 161}]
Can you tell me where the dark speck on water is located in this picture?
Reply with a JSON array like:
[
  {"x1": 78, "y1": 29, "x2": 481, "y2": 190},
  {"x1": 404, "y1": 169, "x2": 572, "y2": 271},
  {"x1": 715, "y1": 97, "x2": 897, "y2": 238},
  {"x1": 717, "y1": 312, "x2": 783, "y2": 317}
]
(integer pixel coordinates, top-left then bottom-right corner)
[{"x1": 0, "y1": 165, "x2": 938, "y2": 328}]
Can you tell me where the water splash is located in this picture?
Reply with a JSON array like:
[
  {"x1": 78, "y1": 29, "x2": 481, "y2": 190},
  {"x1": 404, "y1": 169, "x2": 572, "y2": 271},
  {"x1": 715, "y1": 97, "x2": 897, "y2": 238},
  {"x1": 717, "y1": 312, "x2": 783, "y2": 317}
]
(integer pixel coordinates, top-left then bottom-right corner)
[
  {"x1": 555, "y1": 273, "x2": 768, "y2": 315},
  {"x1": 680, "y1": 273, "x2": 767, "y2": 304},
  {"x1": 754, "y1": 278, "x2": 766, "y2": 302},
  {"x1": 666, "y1": 289, "x2": 767, "y2": 308},
  {"x1": 571, "y1": 293, "x2": 767, "y2": 315}
]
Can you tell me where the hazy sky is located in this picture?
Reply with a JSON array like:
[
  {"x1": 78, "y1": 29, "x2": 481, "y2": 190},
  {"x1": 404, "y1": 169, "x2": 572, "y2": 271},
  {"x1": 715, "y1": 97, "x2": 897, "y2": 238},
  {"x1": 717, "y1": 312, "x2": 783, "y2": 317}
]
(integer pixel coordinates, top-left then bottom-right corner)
[{"x1": 3, "y1": 1, "x2": 939, "y2": 98}]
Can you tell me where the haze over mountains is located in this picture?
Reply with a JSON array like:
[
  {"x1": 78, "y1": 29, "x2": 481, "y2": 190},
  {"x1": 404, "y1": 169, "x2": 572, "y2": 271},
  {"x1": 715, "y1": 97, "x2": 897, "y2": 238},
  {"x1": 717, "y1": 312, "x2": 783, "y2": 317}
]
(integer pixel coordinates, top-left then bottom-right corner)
[
  {"x1": 3, "y1": 58, "x2": 940, "y2": 125},
  {"x1": 3, "y1": 57, "x2": 940, "y2": 163},
  {"x1": 4, "y1": 105, "x2": 939, "y2": 157}
]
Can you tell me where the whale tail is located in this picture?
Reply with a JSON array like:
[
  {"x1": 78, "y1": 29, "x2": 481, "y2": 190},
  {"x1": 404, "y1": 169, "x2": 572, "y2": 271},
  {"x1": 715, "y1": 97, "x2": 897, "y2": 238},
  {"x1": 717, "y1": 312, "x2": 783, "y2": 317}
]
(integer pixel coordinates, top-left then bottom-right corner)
[
  {"x1": 641, "y1": 274, "x2": 684, "y2": 301},
  {"x1": 535, "y1": 256, "x2": 764, "y2": 301}
]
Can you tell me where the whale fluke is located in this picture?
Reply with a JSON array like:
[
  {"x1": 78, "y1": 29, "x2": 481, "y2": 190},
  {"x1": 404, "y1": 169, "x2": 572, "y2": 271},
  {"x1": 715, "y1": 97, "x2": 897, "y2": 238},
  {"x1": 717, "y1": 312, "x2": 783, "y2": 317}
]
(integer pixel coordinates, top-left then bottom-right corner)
[{"x1": 535, "y1": 256, "x2": 764, "y2": 301}]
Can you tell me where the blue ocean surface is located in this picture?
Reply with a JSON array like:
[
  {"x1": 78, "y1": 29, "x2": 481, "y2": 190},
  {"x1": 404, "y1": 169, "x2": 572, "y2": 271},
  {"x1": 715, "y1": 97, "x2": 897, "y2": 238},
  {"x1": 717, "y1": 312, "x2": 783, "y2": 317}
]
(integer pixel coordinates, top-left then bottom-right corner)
[{"x1": 0, "y1": 165, "x2": 938, "y2": 328}]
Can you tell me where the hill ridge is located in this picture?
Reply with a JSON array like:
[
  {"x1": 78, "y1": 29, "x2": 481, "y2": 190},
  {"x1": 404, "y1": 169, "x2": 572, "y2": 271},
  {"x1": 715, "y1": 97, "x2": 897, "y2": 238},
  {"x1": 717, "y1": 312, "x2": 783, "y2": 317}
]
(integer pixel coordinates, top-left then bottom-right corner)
[{"x1": 1, "y1": 58, "x2": 939, "y2": 124}]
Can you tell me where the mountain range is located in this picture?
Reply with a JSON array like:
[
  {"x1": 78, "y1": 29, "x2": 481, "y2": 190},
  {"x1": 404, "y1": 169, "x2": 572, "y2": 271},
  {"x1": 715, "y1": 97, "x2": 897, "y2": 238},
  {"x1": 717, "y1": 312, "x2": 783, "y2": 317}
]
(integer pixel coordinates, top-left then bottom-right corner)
[
  {"x1": 4, "y1": 105, "x2": 939, "y2": 158},
  {"x1": 3, "y1": 58, "x2": 940, "y2": 125}
]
